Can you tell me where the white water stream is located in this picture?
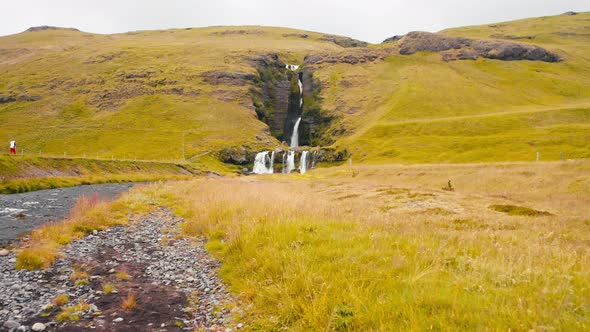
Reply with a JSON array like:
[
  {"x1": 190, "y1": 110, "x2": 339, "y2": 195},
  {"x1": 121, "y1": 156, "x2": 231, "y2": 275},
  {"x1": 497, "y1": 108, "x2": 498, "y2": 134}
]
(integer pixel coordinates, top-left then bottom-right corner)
[
  {"x1": 299, "y1": 151, "x2": 309, "y2": 174},
  {"x1": 252, "y1": 151, "x2": 274, "y2": 174}
]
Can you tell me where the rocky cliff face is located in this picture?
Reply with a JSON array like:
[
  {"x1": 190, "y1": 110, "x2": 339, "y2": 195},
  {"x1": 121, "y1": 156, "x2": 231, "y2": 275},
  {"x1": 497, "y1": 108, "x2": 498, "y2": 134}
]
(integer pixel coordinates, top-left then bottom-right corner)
[
  {"x1": 249, "y1": 54, "x2": 292, "y2": 142},
  {"x1": 391, "y1": 31, "x2": 561, "y2": 62}
]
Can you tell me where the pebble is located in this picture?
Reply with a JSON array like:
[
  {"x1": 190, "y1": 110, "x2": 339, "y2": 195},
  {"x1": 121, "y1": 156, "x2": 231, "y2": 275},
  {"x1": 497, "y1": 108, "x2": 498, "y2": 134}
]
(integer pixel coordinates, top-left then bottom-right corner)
[
  {"x1": 0, "y1": 249, "x2": 10, "y2": 257},
  {"x1": 32, "y1": 322, "x2": 46, "y2": 331},
  {"x1": 113, "y1": 317, "x2": 124, "y2": 323}
]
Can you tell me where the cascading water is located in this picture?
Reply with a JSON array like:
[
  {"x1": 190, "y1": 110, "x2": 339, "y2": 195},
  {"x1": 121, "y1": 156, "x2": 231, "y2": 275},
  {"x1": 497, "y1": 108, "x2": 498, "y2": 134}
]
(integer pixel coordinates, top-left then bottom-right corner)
[
  {"x1": 311, "y1": 150, "x2": 318, "y2": 169},
  {"x1": 284, "y1": 150, "x2": 296, "y2": 174},
  {"x1": 253, "y1": 151, "x2": 273, "y2": 174},
  {"x1": 298, "y1": 77, "x2": 303, "y2": 108},
  {"x1": 252, "y1": 64, "x2": 317, "y2": 175},
  {"x1": 299, "y1": 151, "x2": 310, "y2": 174},
  {"x1": 290, "y1": 117, "x2": 301, "y2": 149}
]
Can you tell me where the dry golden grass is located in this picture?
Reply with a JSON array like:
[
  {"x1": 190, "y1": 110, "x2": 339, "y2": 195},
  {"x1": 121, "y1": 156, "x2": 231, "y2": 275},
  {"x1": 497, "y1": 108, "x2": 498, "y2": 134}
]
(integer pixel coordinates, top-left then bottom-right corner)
[
  {"x1": 56, "y1": 302, "x2": 91, "y2": 322},
  {"x1": 157, "y1": 160, "x2": 589, "y2": 330},
  {"x1": 121, "y1": 292, "x2": 137, "y2": 310}
]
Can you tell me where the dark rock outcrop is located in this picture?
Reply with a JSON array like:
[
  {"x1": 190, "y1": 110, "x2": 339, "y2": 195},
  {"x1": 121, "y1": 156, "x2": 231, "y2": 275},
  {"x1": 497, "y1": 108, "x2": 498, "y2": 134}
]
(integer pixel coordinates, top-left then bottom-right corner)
[
  {"x1": 202, "y1": 71, "x2": 257, "y2": 85},
  {"x1": 249, "y1": 54, "x2": 295, "y2": 141},
  {"x1": 304, "y1": 49, "x2": 394, "y2": 65},
  {"x1": 563, "y1": 11, "x2": 577, "y2": 16},
  {"x1": 0, "y1": 94, "x2": 41, "y2": 104},
  {"x1": 382, "y1": 35, "x2": 404, "y2": 43},
  {"x1": 283, "y1": 33, "x2": 309, "y2": 39},
  {"x1": 25, "y1": 26, "x2": 79, "y2": 32},
  {"x1": 399, "y1": 31, "x2": 561, "y2": 62},
  {"x1": 0, "y1": 95, "x2": 16, "y2": 104},
  {"x1": 219, "y1": 147, "x2": 251, "y2": 165},
  {"x1": 321, "y1": 35, "x2": 368, "y2": 48}
]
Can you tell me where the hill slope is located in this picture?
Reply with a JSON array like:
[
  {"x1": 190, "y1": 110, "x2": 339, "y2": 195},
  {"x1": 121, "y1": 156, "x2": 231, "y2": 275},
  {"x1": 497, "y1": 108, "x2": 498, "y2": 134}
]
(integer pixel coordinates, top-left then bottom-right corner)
[{"x1": 0, "y1": 12, "x2": 589, "y2": 165}]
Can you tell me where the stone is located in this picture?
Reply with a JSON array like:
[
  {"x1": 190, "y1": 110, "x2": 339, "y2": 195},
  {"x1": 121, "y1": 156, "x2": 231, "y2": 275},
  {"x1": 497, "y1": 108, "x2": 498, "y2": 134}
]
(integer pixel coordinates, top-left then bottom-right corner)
[
  {"x1": 32, "y1": 322, "x2": 46, "y2": 331},
  {"x1": 0, "y1": 249, "x2": 10, "y2": 256},
  {"x1": 113, "y1": 317, "x2": 124, "y2": 323},
  {"x1": 2, "y1": 320, "x2": 20, "y2": 330}
]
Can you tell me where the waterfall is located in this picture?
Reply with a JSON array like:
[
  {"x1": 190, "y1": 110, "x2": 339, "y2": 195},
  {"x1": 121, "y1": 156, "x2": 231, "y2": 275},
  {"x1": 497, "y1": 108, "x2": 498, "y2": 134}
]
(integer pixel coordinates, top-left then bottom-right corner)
[
  {"x1": 283, "y1": 151, "x2": 289, "y2": 174},
  {"x1": 300, "y1": 151, "x2": 310, "y2": 174},
  {"x1": 284, "y1": 150, "x2": 296, "y2": 174},
  {"x1": 253, "y1": 151, "x2": 273, "y2": 174},
  {"x1": 270, "y1": 151, "x2": 275, "y2": 172},
  {"x1": 290, "y1": 117, "x2": 301, "y2": 149},
  {"x1": 311, "y1": 150, "x2": 318, "y2": 169},
  {"x1": 286, "y1": 64, "x2": 299, "y2": 71},
  {"x1": 298, "y1": 78, "x2": 303, "y2": 108}
]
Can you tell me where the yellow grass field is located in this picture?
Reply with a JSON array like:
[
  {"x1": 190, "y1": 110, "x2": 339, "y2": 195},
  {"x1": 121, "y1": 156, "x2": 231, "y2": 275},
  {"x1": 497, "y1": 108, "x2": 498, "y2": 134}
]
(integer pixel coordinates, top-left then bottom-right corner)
[{"x1": 19, "y1": 160, "x2": 589, "y2": 330}]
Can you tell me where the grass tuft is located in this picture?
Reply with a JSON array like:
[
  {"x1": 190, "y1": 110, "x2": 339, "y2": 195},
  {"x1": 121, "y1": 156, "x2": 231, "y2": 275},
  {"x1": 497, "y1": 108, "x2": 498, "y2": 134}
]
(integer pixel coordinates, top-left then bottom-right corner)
[
  {"x1": 102, "y1": 282, "x2": 116, "y2": 294},
  {"x1": 52, "y1": 294, "x2": 69, "y2": 307},
  {"x1": 121, "y1": 292, "x2": 137, "y2": 310}
]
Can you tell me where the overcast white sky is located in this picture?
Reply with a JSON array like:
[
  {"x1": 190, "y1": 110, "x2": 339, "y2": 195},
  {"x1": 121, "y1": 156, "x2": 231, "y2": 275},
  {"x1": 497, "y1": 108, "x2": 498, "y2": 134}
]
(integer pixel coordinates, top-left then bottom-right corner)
[{"x1": 1, "y1": 1, "x2": 588, "y2": 43}]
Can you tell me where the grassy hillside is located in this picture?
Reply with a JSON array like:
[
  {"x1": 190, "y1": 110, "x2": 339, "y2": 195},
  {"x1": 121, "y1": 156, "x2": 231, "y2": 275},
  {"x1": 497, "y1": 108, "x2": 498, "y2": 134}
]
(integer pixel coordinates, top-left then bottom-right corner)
[
  {"x1": 0, "y1": 26, "x2": 342, "y2": 161},
  {"x1": 0, "y1": 155, "x2": 206, "y2": 193},
  {"x1": 317, "y1": 12, "x2": 590, "y2": 162},
  {"x1": 0, "y1": 13, "x2": 589, "y2": 165}
]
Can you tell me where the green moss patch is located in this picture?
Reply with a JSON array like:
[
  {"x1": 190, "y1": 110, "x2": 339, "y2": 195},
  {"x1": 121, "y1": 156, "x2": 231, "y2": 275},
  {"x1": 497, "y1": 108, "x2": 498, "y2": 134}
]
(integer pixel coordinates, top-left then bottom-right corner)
[{"x1": 489, "y1": 204, "x2": 553, "y2": 217}]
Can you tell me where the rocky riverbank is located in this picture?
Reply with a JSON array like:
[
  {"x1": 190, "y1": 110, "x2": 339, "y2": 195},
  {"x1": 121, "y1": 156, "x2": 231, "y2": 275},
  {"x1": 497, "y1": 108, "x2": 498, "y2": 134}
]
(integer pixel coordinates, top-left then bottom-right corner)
[
  {"x1": 0, "y1": 183, "x2": 137, "y2": 247},
  {"x1": 0, "y1": 209, "x2": 241, "y2": 332}
]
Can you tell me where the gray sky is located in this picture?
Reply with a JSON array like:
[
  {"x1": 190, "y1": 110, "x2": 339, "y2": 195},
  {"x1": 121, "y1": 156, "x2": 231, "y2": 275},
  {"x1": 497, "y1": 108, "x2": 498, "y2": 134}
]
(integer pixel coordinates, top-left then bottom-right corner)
[{"x1": 1, "y1": 0, "x2": 588, "y2": 43}]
